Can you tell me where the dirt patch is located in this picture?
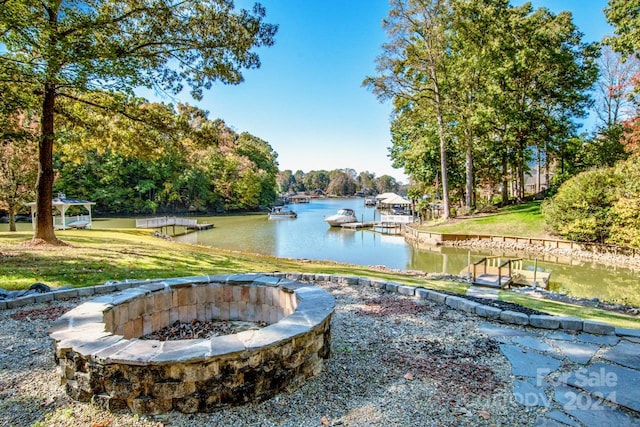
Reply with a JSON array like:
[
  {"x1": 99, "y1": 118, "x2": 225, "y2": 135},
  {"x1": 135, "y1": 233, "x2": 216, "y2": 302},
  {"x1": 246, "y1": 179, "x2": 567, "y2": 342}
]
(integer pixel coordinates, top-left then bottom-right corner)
[{"x1": 10, "y1": 305, "x2": 72, "y2": 321}]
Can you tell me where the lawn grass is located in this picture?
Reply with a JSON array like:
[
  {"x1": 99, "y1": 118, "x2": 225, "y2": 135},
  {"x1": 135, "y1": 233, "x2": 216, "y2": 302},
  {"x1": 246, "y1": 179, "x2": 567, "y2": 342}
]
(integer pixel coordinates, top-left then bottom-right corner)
[
  {"x1": 420, "y1": 201, "x2": 551, "y2": 238},
  {"x1": 0, "y1": 229, "x2": 467, "y2": 293},
  {"x1": 1, "y1": 228, "x2": 638, "y2": 329}
]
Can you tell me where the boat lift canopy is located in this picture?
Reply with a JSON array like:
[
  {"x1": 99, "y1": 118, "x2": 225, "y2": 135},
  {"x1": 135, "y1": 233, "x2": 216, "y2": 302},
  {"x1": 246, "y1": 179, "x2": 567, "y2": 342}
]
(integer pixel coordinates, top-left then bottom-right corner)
[{"x1": 28, "y1": 193, "x2": 95, "y2": 230}]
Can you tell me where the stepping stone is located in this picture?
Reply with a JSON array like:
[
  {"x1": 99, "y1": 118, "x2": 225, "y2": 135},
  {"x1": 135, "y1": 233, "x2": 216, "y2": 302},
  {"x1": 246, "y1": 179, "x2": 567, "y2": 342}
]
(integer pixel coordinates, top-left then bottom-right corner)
[
  {"x1": 499, "y1": 344, "x2": 562, "y2": 378},
  {"x1": 512, "y1": 336, "x2": 556, "y2": 354},
  {"x1": 513, "y1": 379, "x2": 551, "y2": 407},
  {"x1": 577, "y1": 333, "x2": 619, "y2": 346},
  {"x1": 554, "y1": 385, "x2": 640, "y2": 427},
  {"x1": 602, "y1": 341, "x2": 640, "y2": 370},
  {"x1": 560, "y1": 362, "x2": 640, "y2": 413},
  {"x1": 481, "y1": 323, "x2": 532, "y2": 338},
  {"x1": 547, "y1": 331, "x2": 579, "y2": 342},
  {"x1": 545, "y1": 410, "x2": 581, "y2": 426},
  {"x1": 548, "y1": 340, "x2": 600, "y2": 365},
  {"x1": 533, "y1": 417, "x2": 566, "y2": 427},
  {"x1": 616, "y1": 328, "x2": 640, "y2": 339}
]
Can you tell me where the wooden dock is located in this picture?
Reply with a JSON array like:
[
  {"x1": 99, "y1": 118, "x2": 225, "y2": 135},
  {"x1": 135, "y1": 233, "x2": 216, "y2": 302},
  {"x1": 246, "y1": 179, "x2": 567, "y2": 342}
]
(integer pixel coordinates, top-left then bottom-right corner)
[
  {"x1": 135, "y1": 217, "x2": 213, "y2": 233},
  {"x1": 340, "y1": 221, "x2": 378, "y2": 229},
  {"x1": 340, "y1": 221, "x2": 403, "y2": 234},
  {"x1": 462, "y1": 256, "x2": 550, "y2": 289}
]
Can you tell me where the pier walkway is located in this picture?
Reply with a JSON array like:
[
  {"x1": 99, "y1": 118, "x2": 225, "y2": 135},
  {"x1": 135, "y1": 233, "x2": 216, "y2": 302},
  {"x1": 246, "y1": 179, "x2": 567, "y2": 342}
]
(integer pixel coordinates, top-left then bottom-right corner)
[{"x1": 135, "y1": 217, "x2": 213, "y2": 233}]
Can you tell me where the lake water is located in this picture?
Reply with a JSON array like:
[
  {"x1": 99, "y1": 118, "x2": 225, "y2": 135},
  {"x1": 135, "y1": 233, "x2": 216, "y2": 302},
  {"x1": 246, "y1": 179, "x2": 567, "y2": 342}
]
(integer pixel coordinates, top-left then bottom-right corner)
[{"x1": 4, "y1": 197, "x2": 639, "y2": 305}]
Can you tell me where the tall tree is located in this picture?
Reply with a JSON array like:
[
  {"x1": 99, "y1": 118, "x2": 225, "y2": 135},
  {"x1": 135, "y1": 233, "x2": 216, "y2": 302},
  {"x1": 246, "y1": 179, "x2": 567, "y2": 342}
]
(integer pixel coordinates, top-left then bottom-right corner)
[
  {"x1": 595, "y1": 46, "x2": 640, "y2": 128},
  {"x1": 604, "y1": 0, "x2": 640, "y2": 61},
  {"x1": 365, "y1": 0, "x2": 454, "y2": 218},
  {"x1": 0, "y1": 0, "x2": 277, "y2": 243},
  {"x1": 0, "y1": 112, "x2": 39, "y2": 231},
  {"x1": 604, "y1": 0, "x2": 640, "y2": 155}
]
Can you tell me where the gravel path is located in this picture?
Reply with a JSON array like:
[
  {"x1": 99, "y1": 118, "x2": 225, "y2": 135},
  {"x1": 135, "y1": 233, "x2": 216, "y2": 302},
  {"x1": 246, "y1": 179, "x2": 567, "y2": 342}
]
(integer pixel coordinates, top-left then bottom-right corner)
[{"x1": 0, "y1": 282, "x2": 546, "y2": 427}]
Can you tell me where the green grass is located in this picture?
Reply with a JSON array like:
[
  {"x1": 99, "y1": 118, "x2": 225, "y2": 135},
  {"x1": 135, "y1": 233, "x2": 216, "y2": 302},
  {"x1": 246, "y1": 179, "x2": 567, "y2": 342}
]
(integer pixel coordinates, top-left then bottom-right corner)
[
  {"x1": 500, "y1": 292, "x2": 640, "y2": 330},
  {"x1": 2, "y1": 227, "x2": 639, "y2": 329},
  {"x1": 0, "y1": 229, "x2": 468, "y2": 292},
  {"x1": 420, "y1": 201, "x2": 551, "y2": 238}
]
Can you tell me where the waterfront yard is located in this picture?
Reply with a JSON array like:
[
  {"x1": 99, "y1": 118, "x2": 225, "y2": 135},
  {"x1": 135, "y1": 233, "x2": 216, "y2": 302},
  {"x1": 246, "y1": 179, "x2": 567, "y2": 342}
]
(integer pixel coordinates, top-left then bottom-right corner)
[{"x1": 1, "y1": 228, "x2": 638, "y2": 329}]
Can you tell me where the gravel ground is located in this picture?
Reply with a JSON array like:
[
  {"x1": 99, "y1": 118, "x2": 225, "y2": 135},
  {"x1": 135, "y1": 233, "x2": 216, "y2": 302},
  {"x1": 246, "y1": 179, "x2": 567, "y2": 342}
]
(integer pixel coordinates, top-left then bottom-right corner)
[{"x1": 0, "y1": 282, "x2": 546, "y2": 427}]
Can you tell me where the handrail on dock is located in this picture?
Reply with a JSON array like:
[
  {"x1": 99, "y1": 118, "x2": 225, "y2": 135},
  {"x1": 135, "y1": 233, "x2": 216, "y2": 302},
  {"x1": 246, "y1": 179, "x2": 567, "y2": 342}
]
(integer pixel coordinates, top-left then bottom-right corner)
[
  {"x1": 136, "y1": 217, "x2": 198, "y2": 228},
  {"x1": 471, "y1": 256, "x2": 523, "y2": 288}
]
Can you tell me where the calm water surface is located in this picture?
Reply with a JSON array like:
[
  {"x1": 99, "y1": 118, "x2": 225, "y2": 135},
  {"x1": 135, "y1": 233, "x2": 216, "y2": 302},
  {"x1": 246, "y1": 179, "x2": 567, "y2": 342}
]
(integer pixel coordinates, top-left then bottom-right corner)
[{"x1": 4, "y1": 197, "x2": 639, "y2": 305}]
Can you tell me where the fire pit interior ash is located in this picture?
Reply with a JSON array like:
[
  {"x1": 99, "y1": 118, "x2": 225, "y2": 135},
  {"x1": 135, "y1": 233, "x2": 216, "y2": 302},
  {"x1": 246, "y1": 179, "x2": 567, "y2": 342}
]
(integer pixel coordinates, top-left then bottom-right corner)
[{"x1": 49, "y1": 274, "x2": 335, "y2": 415}]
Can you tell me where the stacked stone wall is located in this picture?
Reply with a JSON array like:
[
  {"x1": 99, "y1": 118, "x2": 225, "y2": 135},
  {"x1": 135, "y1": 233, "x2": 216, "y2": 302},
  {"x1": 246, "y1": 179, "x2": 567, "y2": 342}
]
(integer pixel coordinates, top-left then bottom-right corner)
[{"x1": 49, "y1": 274, "x2": 334, "y2": 414}]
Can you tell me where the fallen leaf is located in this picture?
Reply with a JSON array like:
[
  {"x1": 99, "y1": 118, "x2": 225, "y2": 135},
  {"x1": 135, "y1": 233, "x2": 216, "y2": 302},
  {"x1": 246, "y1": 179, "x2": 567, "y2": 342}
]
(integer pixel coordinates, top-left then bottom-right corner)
[
  {"x1": 321, "y1": 415, "x2": 331, "y2": 425},
  {"x1": 478, "y1": 410, "x2": 491, "y2": 420},
  {"x1": 91, "y1": 420, "x2": 113, "y2": 427},
  {"x1": 404, "y1": 372, "x2": 415, "y2": 381}
]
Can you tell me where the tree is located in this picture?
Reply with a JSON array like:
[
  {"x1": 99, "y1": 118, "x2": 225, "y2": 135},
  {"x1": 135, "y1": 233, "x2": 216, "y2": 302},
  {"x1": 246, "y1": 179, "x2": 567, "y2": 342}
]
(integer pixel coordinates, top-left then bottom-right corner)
[
  {"x1": 0, "y1": 67, "x2": 39, "y2": 231},
  {"x1": 595, "y1": 47, "x2": 639, "y2": 128},
  {"x1": 276, "y1": 170, "x2": 295, "y2": 194},
  {"x1": 0, "y1": 0, "x2": 277, "y2": 243},
  {"x1": 604, "y1": 0, "x2": 640, "y2": 156},
  {"x1": 326, "y1": 170, "x2": 356, "y2": 196},
  {"x1": 542, "y1": 167, "x2": 620, "y2": 243},
  {"x1": 604, "y1": 0, "x2": 640, "y2": 60},
  {"x1": 0, "y1": 112, "x2": 39, "y2": 231},
  {"x1": 375, "y1": 175, "x2": 399, "y2": 193},
  {"x1": 365, "y1": 0, "x2": 454, "y2": 218}
]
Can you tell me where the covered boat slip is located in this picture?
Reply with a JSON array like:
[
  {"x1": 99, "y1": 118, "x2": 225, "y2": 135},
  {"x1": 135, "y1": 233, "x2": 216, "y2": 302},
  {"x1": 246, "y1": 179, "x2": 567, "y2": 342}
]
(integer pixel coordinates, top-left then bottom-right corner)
[
  {"x1": 28, "y1": 193, "x2": 95, "y2": 230},
  {"x1": 463, "y1": 256, "x2": 551, "y2": 289}
]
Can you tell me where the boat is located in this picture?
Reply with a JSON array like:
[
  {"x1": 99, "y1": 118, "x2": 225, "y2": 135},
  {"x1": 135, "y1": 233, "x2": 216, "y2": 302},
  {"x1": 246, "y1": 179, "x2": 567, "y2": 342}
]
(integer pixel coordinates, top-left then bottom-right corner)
[
  {"x1": 324, "y1": 208, "x2": 358, "y2": 227},
  {"x1": 268, "y1": 206, "x2": 297, "y2": 219}
]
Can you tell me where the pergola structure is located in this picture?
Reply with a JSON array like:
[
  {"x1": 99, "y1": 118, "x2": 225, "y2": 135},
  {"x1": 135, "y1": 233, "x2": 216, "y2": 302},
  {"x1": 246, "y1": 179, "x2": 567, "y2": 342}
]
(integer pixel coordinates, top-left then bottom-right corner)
[{"x1": 28, "y1": 193, "x2": 95, "y2": 230}]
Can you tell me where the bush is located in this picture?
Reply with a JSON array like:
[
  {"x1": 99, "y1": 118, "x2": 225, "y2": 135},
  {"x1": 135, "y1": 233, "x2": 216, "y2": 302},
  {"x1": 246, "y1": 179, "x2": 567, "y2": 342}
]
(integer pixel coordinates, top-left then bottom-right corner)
[
  {"x1": 542, "y1": 167, "x2": 620, "y2": 243},
  {"x1": 609, "y1": 157, "x2": 640, "y2": 248}
]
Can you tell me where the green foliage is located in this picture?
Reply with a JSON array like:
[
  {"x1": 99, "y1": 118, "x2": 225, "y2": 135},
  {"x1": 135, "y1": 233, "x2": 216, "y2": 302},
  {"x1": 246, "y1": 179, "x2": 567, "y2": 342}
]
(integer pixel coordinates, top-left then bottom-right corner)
[
  {"x1": 609, "y1": 156, "x2": 640, "y2": 247},
  {"x1": 365, "y1": 0, "x2": 598, "y2": 207},
  {"x1": 544, "y1": 154, "x2": 640, "y2": 248},
  {"x1": 604, "y1": 0, "x2": 640, "y2": 60},
  {"x1": 0, "y1": 0, "x2": 277, "y2": 241},
  {"x1": 542, "y1": 168, "x2": 620, "y2": 242},
  {"x1": 581, "y1": 124, "x2": 629, "y2": 168},
  {"x1": 52, "y1": 102, "x2": 279, "y2": 214}
]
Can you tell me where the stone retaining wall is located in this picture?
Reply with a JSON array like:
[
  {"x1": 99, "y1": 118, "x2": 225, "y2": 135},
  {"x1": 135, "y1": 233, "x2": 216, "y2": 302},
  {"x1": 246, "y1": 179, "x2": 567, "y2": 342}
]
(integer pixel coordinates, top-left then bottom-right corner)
[
  {"x1": 48, "y1": 274, "x2": 335, "y2": 415},
  {"x1": 279, "y1": 272, "x2": 639, "y2": 338}
]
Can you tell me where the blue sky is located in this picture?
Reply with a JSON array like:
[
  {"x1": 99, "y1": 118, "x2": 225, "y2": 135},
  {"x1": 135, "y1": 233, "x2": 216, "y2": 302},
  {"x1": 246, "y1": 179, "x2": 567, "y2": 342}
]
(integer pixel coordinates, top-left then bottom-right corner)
[{"x1": 149, "y1": 0, "x2": 613, "y2": 183}]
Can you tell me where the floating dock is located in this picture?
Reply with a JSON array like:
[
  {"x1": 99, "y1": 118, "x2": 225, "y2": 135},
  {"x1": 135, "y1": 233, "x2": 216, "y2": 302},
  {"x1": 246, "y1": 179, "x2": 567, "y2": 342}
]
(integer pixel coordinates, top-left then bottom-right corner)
[
  {"x1": 340, "y1": 221, "x2": 378, "y2": 229},
  {"x1": 462, "y1": 256, "x2": 550, "y2": 289},
  {"x1": 340, "y1": 221, "x2": 404, "y2": 235},
  {"x1": 135, "y1": 217, "x2": 213, "y2": 234}
]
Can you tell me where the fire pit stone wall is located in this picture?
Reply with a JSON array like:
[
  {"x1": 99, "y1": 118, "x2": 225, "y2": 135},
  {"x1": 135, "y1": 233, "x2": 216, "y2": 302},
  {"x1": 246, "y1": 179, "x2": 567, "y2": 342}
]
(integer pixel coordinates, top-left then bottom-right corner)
[{"x1": 49, "y1": 274, "x2": 334, "y2": 414}]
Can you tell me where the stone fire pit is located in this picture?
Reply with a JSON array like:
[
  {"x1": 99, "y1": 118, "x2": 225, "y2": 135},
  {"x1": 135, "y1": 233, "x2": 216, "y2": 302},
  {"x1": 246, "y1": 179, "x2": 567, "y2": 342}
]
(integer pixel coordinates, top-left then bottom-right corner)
[{"x1": 48, "y1": 274, "x2": 335, "y2": 414}]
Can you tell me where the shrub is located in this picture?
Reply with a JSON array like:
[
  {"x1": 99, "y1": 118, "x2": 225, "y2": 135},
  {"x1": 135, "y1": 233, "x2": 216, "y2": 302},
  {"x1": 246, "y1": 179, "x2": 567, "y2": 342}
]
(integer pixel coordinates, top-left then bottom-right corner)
[
  {"x1": 542, "y1": 167, "x2": 620, "y2": 243},
  {"x1": 609, "y1": 157, "x2": 640, "y2": 248}
]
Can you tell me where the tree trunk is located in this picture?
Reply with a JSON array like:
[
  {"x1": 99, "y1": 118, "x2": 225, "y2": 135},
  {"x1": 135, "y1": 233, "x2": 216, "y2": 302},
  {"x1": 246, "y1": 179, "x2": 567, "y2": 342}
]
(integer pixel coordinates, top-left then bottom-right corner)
[
  {"x1": 501, "y1": 153, "x2": 509, "y2": 205},
  {"x1": 536, "y1": 146, "x2": 541, "y2": 193},
  {"x1": 544, "y1": 140, "x2": 550, "y2": 190},
  {"x1": 431, "y1": 69, "x2": 450, "y2": 219},
  {"x1": 465, "y1": 139, "x2": 473, "y2": 209},
  {"x1": 8, "y1": 206, "x2": 16, "y2": 232},
  {"x1": 33, "y1": 83, "x2": 58, "y2": 243}
]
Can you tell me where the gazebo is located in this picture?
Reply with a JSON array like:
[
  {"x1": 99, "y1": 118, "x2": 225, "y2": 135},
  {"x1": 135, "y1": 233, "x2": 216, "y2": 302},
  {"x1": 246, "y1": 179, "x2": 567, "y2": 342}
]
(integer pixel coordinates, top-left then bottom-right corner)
[{"x1": 28, "y1": 193, "x2": 96, "y2": 230}]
